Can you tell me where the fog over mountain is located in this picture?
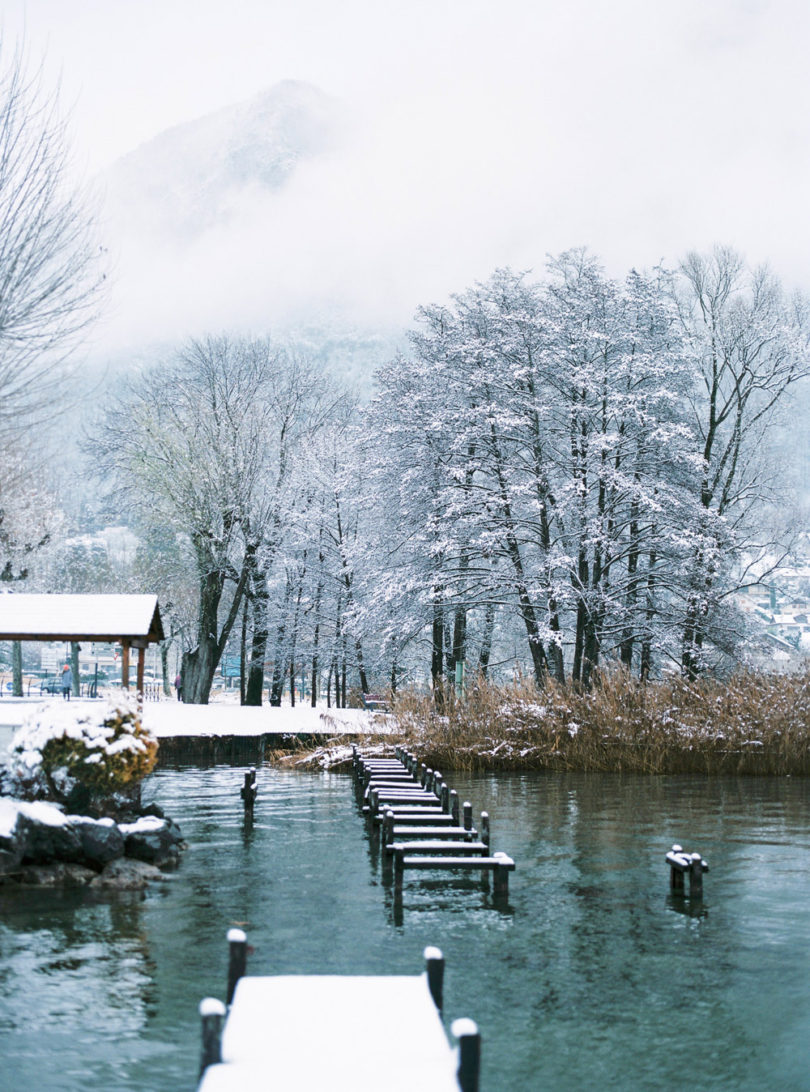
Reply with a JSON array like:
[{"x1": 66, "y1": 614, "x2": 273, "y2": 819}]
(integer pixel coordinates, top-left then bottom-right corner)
[
  {"x1": 94, "y1": 79, "x2": 402, "y2": 376},
  {"x1": 103, "y1": 80, "x2": 343, "y2": 240}
]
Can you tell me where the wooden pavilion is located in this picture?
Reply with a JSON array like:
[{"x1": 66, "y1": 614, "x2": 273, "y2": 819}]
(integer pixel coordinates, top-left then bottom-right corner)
[{"x1": 0, "y1": 594, "x2": 164, "y2": 694}]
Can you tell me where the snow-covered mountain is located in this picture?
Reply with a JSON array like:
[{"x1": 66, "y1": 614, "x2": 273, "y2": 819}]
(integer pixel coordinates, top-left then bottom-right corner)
[
  {"x1": 101, "y1": 79, "x2": 344, "y2": 241},
  {"x1": 92, "y1": 78, "x2": 405, "y2": 373}
]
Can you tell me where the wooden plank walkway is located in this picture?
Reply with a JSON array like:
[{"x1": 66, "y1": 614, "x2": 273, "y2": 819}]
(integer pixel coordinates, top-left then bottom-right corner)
[
  {"x1": 197, "y1": 937, "x2": 481, "y2": 1091},
  {"x1": 354, "y1": 745, "x2": 517, "y2": 899}
]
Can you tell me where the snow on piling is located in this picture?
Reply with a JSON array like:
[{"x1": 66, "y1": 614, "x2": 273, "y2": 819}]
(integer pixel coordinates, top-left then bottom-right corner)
[
  {"x1": 226, "y1": 927, "x2": 248, "y2": 1004},
  {"x1": 666, "y1": 843, "x2": 709, "y2": 898}
]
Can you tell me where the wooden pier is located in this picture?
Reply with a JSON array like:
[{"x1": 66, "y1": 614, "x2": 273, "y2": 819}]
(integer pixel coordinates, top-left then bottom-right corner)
[
  {"x1": 198, "y1": 932, "x2": 481, "y2": 1092},
  {"x1": 354, "y1": 745, "x2": 516, "y2": 899}
]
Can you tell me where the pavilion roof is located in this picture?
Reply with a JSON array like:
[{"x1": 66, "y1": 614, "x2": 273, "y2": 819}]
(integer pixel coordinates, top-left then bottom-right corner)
[{"x1": 0, "y1": 594, "x2": 164, "y2": 644}]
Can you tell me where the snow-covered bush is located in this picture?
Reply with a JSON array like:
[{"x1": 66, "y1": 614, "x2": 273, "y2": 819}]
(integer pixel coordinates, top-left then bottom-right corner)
[{"x1": 5, "y1": 691, "x2": 158, "y2": 814}]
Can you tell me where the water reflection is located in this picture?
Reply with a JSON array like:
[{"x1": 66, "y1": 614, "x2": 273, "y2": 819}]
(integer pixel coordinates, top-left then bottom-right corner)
[{"x1": 1, "y1": 766, "x2": 810, "y2": 1091}]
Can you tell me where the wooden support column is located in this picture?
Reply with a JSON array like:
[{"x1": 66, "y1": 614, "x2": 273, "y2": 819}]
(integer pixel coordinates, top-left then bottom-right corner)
[
  {"x1": 199, "y1": 998, "x2": 226, "y2": 1076},
  {"x1": 121, "y1": 641, "x2": 130, "y2": 689},
  {"x1": 136, "y1": 646, "x2": 145, "y2": 697},
  {"x1": 452, "y1": 1018, "x2": 481, "y2": 1092},
  {"x1": 424, "y1": 946, "x2": 445, "y2": 1012},
  {"x1": 227, "y1": 928, "x2": 248, "y2": 1004}
]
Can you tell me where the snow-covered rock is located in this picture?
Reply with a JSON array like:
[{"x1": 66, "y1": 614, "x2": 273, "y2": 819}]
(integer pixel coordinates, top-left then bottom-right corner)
[{"x1": 0, "y1": 797, "x2": 184, "y2": 884}]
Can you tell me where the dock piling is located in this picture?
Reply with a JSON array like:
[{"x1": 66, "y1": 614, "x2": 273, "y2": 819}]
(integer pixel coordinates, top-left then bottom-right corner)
[
  {"x1": 199, "y1": 997, "x2": 226, "y2": 1076},
  {"x1": 493, "y1": 852, "x2": 511, "y2": 897},
  {"x1": 240, "y1": 767, "x2": 257, "y2": 819},
  {"x1": 226, "y1": 928, "x2": 248, "y2": 1005},
  {"x1": 666, "y1": 844, "x2": 709, "y2": 899},
  {"x1": 424, "y1": 946, "x2": 445, "y2": 1013},
  {"x1": 452, "y1": 1018, "x2": 481, "y2": 1092},
  {"x1": 353, "y1": 746, "x2": 516, "y2": 909}
]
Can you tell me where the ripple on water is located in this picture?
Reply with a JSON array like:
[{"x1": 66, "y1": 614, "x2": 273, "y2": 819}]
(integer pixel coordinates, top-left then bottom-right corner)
[{"x1": 2, "y1": 766, "x2": 810, "y2": 1091}]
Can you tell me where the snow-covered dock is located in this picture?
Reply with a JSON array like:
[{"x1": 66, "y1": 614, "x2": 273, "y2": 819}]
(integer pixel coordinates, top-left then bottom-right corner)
[
  {"x1": 197, "y1": 938, "x2": 480, "y2": 1092},
  {"x1": 355, "y1": 746, "x2": 516, "y2": 902}
]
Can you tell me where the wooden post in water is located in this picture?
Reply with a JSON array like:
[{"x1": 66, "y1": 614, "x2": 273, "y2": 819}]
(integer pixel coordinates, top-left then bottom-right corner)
[
  {"x1": 420, "y1": 763, "x2": 427, "y2": 787},
  {"x1": 481, "y1": 812, "x2": 490, "y2": 850},
  {"x1": 452, "y1": 1018, "x2": 481, "y2": 1092},
  {"x1": 441, "y1": 782, "x2": 450, "y2": 813},
  {"x1": 226, "y1": 927, "x2": 248, "y2": 1005},
  {"x1": 493, "y1": 852, "x2": 510, "y2": 897},
  {"x1": 199, "y1": 997, "x2": 226, "y2": 1076},
  {"x1": 425, "y1": 769, "x2": 434, "y2": 794},
  {"x1": 382, "y1": 808, "x2": 395, "y2": 847},
  {"x1": 394, "y1": 847, "x2": 405, "y2": 893},
  {"x1": 669, "y1": 844, "x2": 686, "y2": 894},
  {"x1": 688, "y1": 852, "x2": 705, "y2": 898},
  {"x1": 450, "y1": 790, "x2": 460, "y2": 825},
  {"x1": 424, "y1": 946, "x2": 445, "y2": 1013},
  {"x1": 666, "y1": 844, "x2": 708, "y2": 898},
  {"x1": 240, "y1": 767, "x2": 258, "y2": 820},
  {"x1": 463, "y1": 802, "x2": 473, "y2": 831}
]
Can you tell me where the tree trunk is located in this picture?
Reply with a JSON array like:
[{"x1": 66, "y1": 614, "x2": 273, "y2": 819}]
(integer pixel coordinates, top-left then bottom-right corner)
[
  {"x1": 355, "y1": 638, "x2": 369, "y2": 696},
  {"x1": 240, "y1": 594, "x2": 248, "y2": 705},
  {"x1": 640, "y1": 548, "x2": 657, "y2": 682},
  {"x1": 451, "y1": 605, "x2": 467, "y2": 694},
  {"x1": 310, "y1": 577, "x2": 324, "y2": 708},
  {"x1": 478, "y1": 602, "x2": 495, "y2": 677},
  {"x1": 431, "y1": 589, "x2": 444, "y2": 702},
  {"x1": 181, "y1": 530, "x2": 250, "y2": 702},
  {"x1": 619, "y1": 498, "x2": 641, "y2": 669},
  {"x1": 245, "y1": 573, "x2": 269, "y2": 706},
  {"x1": 269, "y1": 578, "x2": 293, "y2": 706},
  {"x1": 489, "y1": 421, "x2": 548, "y2": 686},
  {"x1": 310, "y1": 647, "x2": 319, "y2": 708},
  {"x1": 269, "y1": 617, "x2": 287, "y2": 706},
  {"x1": 160, "y1": 641, "x2": 172, "y2": 696}
]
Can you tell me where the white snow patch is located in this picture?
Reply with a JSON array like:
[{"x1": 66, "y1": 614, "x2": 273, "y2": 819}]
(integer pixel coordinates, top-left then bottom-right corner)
[{"x1": 118, "y1": 816, "x2": 166, "y2": 835}]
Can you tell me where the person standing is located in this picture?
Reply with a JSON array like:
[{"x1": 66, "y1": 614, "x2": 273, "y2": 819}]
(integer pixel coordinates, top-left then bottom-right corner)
[
  {"x1": 174, "y1": 672, "x2": 183, "y2": 701},
  {"x1": 61, "y1": 663, "x2": 73, "y2": 700}
]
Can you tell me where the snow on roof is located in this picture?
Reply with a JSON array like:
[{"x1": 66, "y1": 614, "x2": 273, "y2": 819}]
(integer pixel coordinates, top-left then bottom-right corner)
[{"x1": 0, "y1": 594, "x2": 163, "y2": 642}]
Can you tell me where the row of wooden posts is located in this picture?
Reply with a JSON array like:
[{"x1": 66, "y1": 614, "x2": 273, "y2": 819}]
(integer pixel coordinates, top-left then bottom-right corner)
[
  {"x1": 353, "y1": 745, "x2": 516, "y2": 899},
  {"x1": 239, "y1": 762, "x2": 707, "y2": 904}
]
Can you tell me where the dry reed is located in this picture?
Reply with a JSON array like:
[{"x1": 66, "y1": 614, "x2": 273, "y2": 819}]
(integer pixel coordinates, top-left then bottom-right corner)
[{"x1": 391, "y1": 669, "x2": 810, "y2": 776}]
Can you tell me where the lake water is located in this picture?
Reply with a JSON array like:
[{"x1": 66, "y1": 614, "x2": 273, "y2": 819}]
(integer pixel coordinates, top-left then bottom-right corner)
[{"x1": 2, "y1": 766, "x2": 810, "y2": 1090}]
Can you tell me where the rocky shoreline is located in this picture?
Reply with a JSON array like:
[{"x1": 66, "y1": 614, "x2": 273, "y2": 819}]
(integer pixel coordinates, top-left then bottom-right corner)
[{"x1": 0, "y1": 798, "x2": 186, "y2": 891}]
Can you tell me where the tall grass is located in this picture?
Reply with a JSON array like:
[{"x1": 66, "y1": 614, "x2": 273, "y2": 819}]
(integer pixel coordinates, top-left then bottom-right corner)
[{"x1": 391, "y1": 669, "x2": 810, "y2": 775}]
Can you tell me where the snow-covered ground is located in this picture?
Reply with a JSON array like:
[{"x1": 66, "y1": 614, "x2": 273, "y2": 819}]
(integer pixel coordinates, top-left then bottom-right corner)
[{"x1": 0, "y1": 696, "x2": 391, "y2": 749}]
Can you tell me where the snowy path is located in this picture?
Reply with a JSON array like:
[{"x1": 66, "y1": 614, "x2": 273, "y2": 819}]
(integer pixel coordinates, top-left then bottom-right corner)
[{"x1": 0, "y1": 698, "x2": 392, "y2": 752}]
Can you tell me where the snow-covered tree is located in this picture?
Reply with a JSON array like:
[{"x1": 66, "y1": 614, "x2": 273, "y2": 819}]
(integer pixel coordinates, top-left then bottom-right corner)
[
  {"x1": 91, "y1": 336, "x2": 342, "y2": 703},
  {"x1": 674, "y1": 247, "x2": 810, "y2": 676},
  {"x1": 0, "y1": 38, "x2": 103, "y2": 445}
]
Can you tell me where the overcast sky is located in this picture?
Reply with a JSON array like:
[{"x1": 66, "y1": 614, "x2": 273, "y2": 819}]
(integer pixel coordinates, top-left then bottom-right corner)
[{"x1": 5, "y1": 0, "x2": 810, "y2": 352}]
